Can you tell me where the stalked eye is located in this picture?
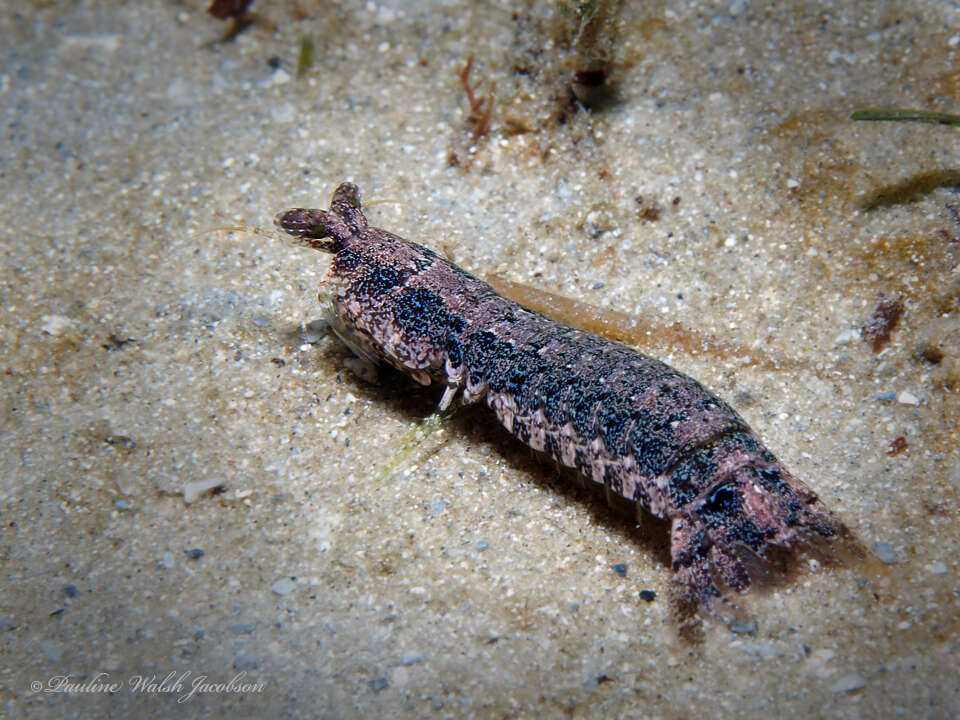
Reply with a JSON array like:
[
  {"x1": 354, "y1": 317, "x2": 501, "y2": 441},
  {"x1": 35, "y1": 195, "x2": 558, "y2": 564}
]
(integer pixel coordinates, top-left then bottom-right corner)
[
  {"x1": 275, "y1": 208, "x2": 329, "y2": 238},
  {"x1": 274, "y1": 208, "x2": 342, "y2": 252}
]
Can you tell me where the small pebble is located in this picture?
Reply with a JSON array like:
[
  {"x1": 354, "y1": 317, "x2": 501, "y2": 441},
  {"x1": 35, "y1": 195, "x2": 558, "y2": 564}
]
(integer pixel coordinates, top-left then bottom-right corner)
[
  {"x1": 638, "y1": 590, "x2": 656, "y2": 603},
  {"x1": 233, "y1": 654, "x2": 259, "y2": 671},
  {"x1": 104, "y1": 435, "x2": 136, "y2": 450},
  {"x1": 833, "y1": 328, "x2": 855, "y2": 345},
  {"x1": 230, "y1": 623, "x2": 254, "y2": 635},
  {"x1": 897, "y1": 391, "x2": 920, "y2": 405},
  {"x1": 184, "y1": 548, "x2": 204, "y2": 560},
  {"x1": 730, "y1": 619, "x2": 758, "y2": 635},
  {"x1": 728, "y1": 0, "x2": 747, "y2": 16},
  {"x1": 873, "y1": 391, "x2": 896, "y2": 402},
  {"x1": 400, "y1": 651, "x2": 424, "y2": 666},
  {"x1": 263, "y1": 68, "x2": 291, "y2": 87},
  {"x1": 115, "y1": 500, "x2": 131, "y2": 511},
  {"x1": 734, "y1": 641, "x2": 776, "y2": 657},
  {"x1": 63, "y1": 584, "x2": 78, "y2": 598},
  {"x1": 611, "y1": 563, "x2": 627, "y2": 578},
  {"x1": 271, "y1": 578, "x2": 296, "y2": 596},
  {"x1": 38, "y1": 640, "x2": 64, "y2": 662},
  {"x1": 475, "y1": 540, "x2": 488, "y2": 551},
  {"x1": 166, "y1": 76, "x2": 191, "y2": 100},
  {"x1": 927, "y1": 561, "x2": 948, "y2": 574},
  {"x1": 369, "y1": 677, "x2": 389, "y2": 693},
  {"x1": 159, "y1": 552, "x2": 175, "y2": 570},
  {"x1": 40, "y1": 314, "x2": 73, "y2": 336},
  {"x1": 831, "y1": 672, "x2": 867, "y2": 693},
  {"x1": 389, "y1": 666, "x2": 410, "y2": 687},
  {"x1": 872, "y1": 541, "x2": 897, "y2": 564},
  {"x1": 183, "y1": 479, "x2": 224, "y2": 504}
]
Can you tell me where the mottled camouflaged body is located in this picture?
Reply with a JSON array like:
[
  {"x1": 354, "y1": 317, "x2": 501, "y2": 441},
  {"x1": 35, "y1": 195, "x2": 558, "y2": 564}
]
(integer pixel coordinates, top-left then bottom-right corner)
[{"x1": 276, "y1": 183, "x2": 852, "y2": 638}]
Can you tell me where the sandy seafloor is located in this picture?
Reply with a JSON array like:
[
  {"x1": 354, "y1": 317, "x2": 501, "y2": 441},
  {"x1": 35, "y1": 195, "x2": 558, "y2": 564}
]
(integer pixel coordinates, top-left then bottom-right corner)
[{"x1": 1, "y1": 1, "x2": 959, "y2": 718}]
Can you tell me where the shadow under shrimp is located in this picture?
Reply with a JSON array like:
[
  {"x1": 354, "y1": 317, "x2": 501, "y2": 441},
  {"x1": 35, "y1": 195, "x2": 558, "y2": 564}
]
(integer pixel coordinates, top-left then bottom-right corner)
[
  {"x1": 446, "y1": 401, "x2": 676, "y2": 573},
  {"x1": 317, "y1": 352, "x2": 677, "y2": 580},
  {"x1": 318, "y1": 355, "x2": 867, "y2": 643}
]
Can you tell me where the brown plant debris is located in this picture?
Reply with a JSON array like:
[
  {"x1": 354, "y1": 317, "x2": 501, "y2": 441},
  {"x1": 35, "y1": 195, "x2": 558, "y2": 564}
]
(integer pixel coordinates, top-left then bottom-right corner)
[
  {"x1": 457, "y1": 56, "x2": 496, "y2": 145},
  {"x1": 886, "y1": 437, "x2": 908, "y2": 456},
  {"x1": 862, "y1": 294, "x2": 904, "y2": 353}
]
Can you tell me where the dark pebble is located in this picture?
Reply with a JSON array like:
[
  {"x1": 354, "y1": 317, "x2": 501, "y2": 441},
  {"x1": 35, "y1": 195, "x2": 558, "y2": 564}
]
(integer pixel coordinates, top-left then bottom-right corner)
[
  {"x1": 369, "y1": 677, "x2": 389, "y2": 693},
  {"x1": 230, "y1": 623, "x2": 254, "y2": 635},
  {"x1": 585, "y1": 674, "x2": 614, "y2": 689},
  {"x1": 611, "y1": 563, "x2": 627, "y2": 577},
  {"x1": 184, "y1": 548, "x2": 204, "y2": 559},
  {"x1": 104, "y1": 435, "x2": 137, "y2": 450},
  {"x1": 63, "y1": 584, "x2": 78, "y2": 599},
  {"x1": 638, "y1": 590, "x2": 656, "y2": 602}
]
